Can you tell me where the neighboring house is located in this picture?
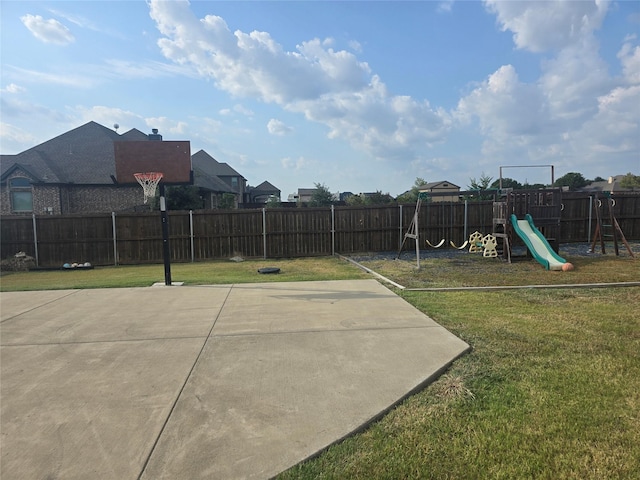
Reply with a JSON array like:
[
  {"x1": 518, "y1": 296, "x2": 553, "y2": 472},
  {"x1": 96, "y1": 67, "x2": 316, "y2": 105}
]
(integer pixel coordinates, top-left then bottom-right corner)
[
  {"x1": 1, "y1": 121, "x2": 280, "y2": 214},
  {"x1": 289, "y1": 188, "x2": 316, "y2": 204},
  {"x1": 581, "y1": 175, "x2": 638, "y2": 193},
  {"x1": 1, "y1": 121, "x2": 147, "y2": 215},
  {"x1": 246, "y1": 181, "x2": 281, "y2": 203},
  {"x1": 419, "y1": 181, "x2": 461, "y2": 202},
  {"x1": 191, "y1": 150, "x2": 246, "y2": 208}
]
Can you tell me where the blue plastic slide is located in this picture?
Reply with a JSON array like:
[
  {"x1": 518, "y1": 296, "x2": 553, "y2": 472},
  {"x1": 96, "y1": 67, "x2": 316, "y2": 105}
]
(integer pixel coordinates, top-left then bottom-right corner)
[{"x1": 510, "y1": 214, "x2": 572, "y2": 271}]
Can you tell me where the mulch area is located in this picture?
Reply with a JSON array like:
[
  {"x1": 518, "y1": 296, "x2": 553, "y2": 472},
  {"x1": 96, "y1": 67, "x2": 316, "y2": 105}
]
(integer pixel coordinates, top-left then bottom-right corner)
[{"x1": 349, "y1": 242, "x2": 639, "y2": 262}]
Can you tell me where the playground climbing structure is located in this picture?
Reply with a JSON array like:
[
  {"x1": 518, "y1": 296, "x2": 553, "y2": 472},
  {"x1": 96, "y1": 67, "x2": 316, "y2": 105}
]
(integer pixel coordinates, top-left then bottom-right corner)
[{"x1": 589, "y1": 193, "x2": 634, "y2": 257}]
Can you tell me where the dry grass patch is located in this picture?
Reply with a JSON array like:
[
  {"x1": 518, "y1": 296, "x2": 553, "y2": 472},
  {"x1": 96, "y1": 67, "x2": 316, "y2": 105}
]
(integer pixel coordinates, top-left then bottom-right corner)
[{"x1": 356, "y1": 252, "x2": 639, "y2": 289}]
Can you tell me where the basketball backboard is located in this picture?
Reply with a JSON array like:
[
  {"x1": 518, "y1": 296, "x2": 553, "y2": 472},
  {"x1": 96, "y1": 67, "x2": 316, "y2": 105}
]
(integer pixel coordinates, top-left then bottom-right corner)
[{"x1": 114, "y1": 140, "x2": 193, "y2": 185}]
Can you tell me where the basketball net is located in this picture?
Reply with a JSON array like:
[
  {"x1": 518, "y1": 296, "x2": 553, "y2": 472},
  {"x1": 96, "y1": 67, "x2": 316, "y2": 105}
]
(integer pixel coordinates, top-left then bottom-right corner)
[{"x1": 134, "y1": 172, "x2": 163, "y2": 204}]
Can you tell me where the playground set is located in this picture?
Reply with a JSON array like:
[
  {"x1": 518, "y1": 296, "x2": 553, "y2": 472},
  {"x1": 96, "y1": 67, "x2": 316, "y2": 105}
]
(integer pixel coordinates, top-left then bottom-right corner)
[{"x1": 398, "y1": 165, "x2": 633, "y2": 271}]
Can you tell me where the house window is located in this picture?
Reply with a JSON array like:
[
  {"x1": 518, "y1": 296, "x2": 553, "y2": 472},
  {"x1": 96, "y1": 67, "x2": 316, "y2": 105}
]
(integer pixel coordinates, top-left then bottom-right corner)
[
  {"x1": 10, "y1": 177, "x2": 33, "y2": 212},
  {"x1": 231, "y1": 177, "x2": 238, "y2": 188}
]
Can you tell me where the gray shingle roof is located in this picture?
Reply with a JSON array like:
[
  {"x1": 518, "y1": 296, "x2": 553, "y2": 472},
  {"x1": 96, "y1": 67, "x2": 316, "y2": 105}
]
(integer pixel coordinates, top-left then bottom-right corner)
[
  {"x1": 1, "y1": 121, "x2": 121, "y2": 184},
  {"x1": 193, "y1": 167, "x2": 236, "y2": 193},
  {"x1": 191, "y1": 149, "x2": 245, "y2": 179},
  {"x1": 253, "y1": 180, "x2": 280, "y2": 192}
]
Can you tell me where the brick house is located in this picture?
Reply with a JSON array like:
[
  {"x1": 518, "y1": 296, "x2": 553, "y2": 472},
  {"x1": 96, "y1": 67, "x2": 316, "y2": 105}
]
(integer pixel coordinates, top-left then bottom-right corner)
[
  {"x1": 1, "y1": 122, "x2": 147, "y2": 215},
  {"x1": 1, "y1": 121, "x2": 279, "y2": 215}
]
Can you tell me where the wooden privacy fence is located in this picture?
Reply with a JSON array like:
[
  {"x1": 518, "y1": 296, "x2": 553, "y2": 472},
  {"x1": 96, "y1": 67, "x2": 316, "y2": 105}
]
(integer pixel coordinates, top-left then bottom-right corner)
[{"x1": 2, "y1": 194, "x2": 639, "y2": 267}]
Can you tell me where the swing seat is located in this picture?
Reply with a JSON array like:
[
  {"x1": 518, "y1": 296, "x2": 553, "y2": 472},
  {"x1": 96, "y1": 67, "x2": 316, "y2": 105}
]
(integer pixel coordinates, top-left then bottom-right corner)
[
  {"x1": 450, "y1": 240, "x2": 469, "y2": 250},
  {"x1": 426, "y1": 239, "x2": 445, "y2": 248}
]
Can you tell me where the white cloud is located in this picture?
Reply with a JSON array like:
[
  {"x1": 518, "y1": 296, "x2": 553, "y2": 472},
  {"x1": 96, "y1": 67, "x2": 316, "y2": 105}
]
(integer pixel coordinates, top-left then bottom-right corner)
[
  {"x1": 267, "y1": 119, "x2": 293, "y2": 136},
  {"x1": 456, "y1": 65, "x2": 550, "y2": 138},
  {"x1": 47, "y1": 8, "x2": 125, "y2": 39},
  {"x1": 0, "y1": 122, "x2": 38, "y2": 148},
  {"x1": 281, "y1": 156, "x2": 311, "y2": 171},
  {"x1": 1, "y1": 83, "x2": 25, "y2": 94},
  {"x1": 618, "y1": 40, "x2": 640, "y2": 84},
  {"x1": 437, "y1": 1, "x2": 455, "y2": 14},
  {"x1": 148, "y1": 0, "x2": 451, "y2": 161},
  {"x1": 456, "y1": 1, "x2": 639, "y2": 175},
  {"x1": 233, "y1": 104, "x2": 254, "y2": 116},
  {"x1": 73, "y1": 106, "x2": 142, "y2": 132},
  {"x1": 483, "y1": 0, "x2": 609, "y2": 52},
  {"x1": 20, "y1": 14, "x2": 75, "y2": 45},
  {"x1": 145, "y1": 117, "x2": 188, "y2": 136},
  {"x1": 5, "y1": 66, "x2": 94, "y2": 88},
  {"x1": 348, "y1": 40, "x2": 362, "y2": 53},
  {"x1": 102, "y1": 59, "x2": 197, "y2": 80},
  {"x1": 539, "y1": 36, "x2": 612, "y2": 122}
]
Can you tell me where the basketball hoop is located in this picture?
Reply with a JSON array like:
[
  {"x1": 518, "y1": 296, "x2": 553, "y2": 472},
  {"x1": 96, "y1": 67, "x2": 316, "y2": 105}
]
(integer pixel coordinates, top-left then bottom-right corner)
[{"x1": 134, "y1": 172, "x2": 163, "y2": 204}]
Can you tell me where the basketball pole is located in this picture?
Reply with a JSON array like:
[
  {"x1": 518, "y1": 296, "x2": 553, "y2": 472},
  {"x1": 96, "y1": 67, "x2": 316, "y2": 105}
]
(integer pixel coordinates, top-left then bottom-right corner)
[{"x1": 159, "y1": 182, "x2": 172, "y2": 286}]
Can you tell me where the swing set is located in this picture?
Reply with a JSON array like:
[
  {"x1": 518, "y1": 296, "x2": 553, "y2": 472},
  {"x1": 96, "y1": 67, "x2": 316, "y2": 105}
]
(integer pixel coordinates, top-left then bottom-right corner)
[{"x1": 396, "y1": 190, "x2": 475, "y2": 267}]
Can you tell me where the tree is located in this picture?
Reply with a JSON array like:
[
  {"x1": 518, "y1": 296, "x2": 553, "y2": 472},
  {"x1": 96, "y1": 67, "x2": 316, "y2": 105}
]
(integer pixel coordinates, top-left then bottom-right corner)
[
  {"x1": 553, "y1": 172, "x2": 588, "y2": 190},
  {"x1": 152, "y1": 185, "x2": 203, "y2": 211},
  {"x1": 309, "y1": 182, "x2": 335, "y2": 207},
  {"x1": 620, "y1": 172, "x2": 640, "y2": 189},
  {"x1": 396, "y1": 177, "x2": 428, "y2": 204},
  {"x1": 467, "y1": 172, "x2": 494, "y2": 201},
  {"x1": 365, "y1": 191, "x2": 394, "y2": 205},
  {"x1": 468, "y1": 172, "x2": 493, "y2": 191},
  {"x1": 218, "y1": 193, "x2": 236, "y2": 209},
  {"x1": 345, "y1": 194, "x2": 364, "y2": 206},
  {"x1": 490, "y1": 177, "x2": 522, "y2": 189},
  {"x1": 265, "y1": 196, "x2": 281, "y2": 208}
]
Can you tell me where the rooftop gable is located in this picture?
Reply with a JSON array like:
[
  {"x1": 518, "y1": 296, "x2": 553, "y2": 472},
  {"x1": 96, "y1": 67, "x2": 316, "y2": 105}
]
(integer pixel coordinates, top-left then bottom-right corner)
[
  {"x1": 191, "y1": 149, "x2": 245, "y2": 179},
  {"x1": 254, "y1": 180, "x2": 279, "y2": 192},
  {"x1": 422, "y1": 180, "x2": 460, "y2": 190},
  {"x1": 4, "y1": 121, "x2": 122, "y2": 184},
  {"x1": 119, "y1": 128, "x2": 149, "y2": 141}
]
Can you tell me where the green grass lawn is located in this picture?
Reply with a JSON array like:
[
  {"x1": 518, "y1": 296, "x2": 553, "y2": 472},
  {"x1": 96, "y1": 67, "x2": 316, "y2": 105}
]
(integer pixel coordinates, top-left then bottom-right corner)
[
  {"x1": 0, "y1": 257, "x2": 368, "y2": 291},
  {"x1": 277, "y1": 254, "x2": 640, "y2": 479},
  {"x1": 2, "y1": 253, "x2": 639, "y2": 478}
]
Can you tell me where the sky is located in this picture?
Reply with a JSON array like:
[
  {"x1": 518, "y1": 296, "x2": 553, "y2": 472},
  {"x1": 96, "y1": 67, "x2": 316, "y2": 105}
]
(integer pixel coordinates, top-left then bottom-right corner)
[{"x1": 1, "y1": 0, "x2": 639, "y2": 199}]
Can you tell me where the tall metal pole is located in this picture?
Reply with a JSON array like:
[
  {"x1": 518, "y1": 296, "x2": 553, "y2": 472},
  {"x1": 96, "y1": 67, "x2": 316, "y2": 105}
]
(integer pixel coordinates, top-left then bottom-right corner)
[{"x1": 159, "y1": 183, "x2": 172, "y2": 286}]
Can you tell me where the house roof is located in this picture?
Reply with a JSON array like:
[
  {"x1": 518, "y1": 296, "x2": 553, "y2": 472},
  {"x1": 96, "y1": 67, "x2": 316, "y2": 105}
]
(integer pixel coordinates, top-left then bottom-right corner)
[
  {"x1": 191, "y1": 150, "x2": 245, "y2": 179},
  {"x1": 119, "y1": 128, "x2": 149, "y2": 141},
  {"x1": 193, "y1": 167, "x2": 236, "y2": 193},
  {"x1": 1, "y1": 121, "x2": 124, "y2": 184},
  {"x1": 581, "y1": 175, "x2": 635, "y2": 193},
  {"x1": 1, "y1": 123, "x2": 268, "y2": 197},
  {"x1": 421, "y1": 181, "x2": 460, "y2": 190},
  {"x1": 253, "y1": 180, "x2": 280, "y2": 192}
]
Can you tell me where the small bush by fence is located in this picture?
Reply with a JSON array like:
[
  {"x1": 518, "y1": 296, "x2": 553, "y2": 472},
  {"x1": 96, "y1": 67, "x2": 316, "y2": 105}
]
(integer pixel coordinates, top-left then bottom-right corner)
[{"x1": 2, "y1": 194, "x2": 639, "y2": 267}]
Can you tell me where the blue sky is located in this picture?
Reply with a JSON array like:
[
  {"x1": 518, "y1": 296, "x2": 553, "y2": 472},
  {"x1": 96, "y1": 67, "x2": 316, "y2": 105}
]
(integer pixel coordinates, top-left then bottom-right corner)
[{"x1": 1, "y1": 1, "x2": 639, "y2": 199}]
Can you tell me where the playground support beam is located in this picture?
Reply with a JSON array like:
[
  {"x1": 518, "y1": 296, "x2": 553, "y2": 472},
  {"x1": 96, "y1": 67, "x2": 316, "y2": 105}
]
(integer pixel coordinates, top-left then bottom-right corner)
[{"x1": 499, "y1": 165, "x2": 554, "y2": 190}]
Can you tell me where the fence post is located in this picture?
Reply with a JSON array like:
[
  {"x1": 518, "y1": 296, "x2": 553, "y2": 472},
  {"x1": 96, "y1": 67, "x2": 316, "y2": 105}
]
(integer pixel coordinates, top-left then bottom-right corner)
[
  {"x1": 190, "y1": 210, "x2": 195, "y2": 262},
  {"x1": 399, "y1": 204, "x2": 403, "y2": 251},
  {"x1": 587, "y1": 195, "x2": 593, "y2": 243},
  {"x1": 112, "y1": 212, "x2": 118, "y2": 266},
  {"x1": 32, "y1": 214, "x2": 39, "y2": 267},
  {"x1": 464, "y1": 200, "x2": 468, "y2": 240},
  {"x1": 331, "y1": 205, "x2": 335, "y2": 256},
  {"x1": 262, "y1": 208, "x2": 267, "y2": 259}
]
